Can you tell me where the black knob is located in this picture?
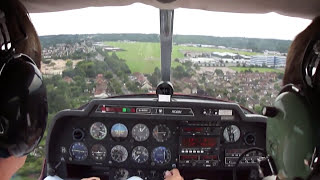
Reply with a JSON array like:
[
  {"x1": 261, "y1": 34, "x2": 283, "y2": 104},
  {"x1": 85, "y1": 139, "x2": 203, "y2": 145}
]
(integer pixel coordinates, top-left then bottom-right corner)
[
  {"x1": 262, "y1": 106, "x2": 278, "y2": 117},
  {"x1": 245, "y1": 133, "x2": 256, "y2": 145},
  {"x1": 73, "y1": 129, "x2": 84, "y2": 141}
]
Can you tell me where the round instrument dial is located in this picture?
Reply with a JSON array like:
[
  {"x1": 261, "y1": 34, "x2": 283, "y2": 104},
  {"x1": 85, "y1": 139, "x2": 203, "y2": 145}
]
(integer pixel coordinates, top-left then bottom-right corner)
[
  {"x1": 91, "y1": 144, "x2": 107, "y2": 161},
  {"x1": 90, "y1": 122, "x2": 107, "y2": 140},
  {"x1": 132, "y1": 124, "x2": 150, "y2": 142},
  {"x1": 111, "y1": 145, "x2": 128, "y2": 162},
  {"x1": 151, "y1": 146, "x2": 171, "y2": 165},
  {"x1": 70, "y1": 142, "x2": 88, "y2": 161},
  {"x1": 132, "y1": 146, "x2": 149, "y2": 163},
  {"x1": 152, "y1": 124, "x2": 171, "y2": 142},
  {"x1": 114, "y1": 168, "x2": 129, "y2": 180},
  {"x1": 111, "y1": 123, "x2": 128, "y2": 140},
  {"x1": 223, "y1": 125, "x2": 241, "y2": 143}
]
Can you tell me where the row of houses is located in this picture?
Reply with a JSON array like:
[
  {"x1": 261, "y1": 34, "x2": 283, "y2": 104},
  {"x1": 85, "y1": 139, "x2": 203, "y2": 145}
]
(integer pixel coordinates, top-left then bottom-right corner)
[{"x1": 42, "y1": 40, "x2": 96, "y2": 59}]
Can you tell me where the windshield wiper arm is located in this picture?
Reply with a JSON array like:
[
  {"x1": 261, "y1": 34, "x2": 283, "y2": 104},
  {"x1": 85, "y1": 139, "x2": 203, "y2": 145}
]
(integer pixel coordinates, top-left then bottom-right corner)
[{"x1": 160, "y1": 9, "x2": 174, "y2": 82}]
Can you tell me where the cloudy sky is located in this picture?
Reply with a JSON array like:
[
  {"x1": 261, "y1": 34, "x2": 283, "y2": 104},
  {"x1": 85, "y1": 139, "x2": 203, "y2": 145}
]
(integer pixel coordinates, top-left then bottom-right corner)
[{"x1": 29, "y1": 3, "x2": 311, "y2": 40}]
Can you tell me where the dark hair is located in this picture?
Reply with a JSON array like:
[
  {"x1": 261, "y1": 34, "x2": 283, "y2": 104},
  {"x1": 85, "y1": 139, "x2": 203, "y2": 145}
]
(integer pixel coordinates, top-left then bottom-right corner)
[
  {"x1": 0, "y1": 0, "x2": 41, "y2": 68},
  {"x1": 283, "y1": 16, "x2": 320, "y2": 85}
]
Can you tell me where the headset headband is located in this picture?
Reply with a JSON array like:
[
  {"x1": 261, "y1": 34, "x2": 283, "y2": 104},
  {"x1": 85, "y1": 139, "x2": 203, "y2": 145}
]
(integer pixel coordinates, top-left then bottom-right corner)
[{"x1": 0, "y1": 10, "x2": 11, "y2": 51}]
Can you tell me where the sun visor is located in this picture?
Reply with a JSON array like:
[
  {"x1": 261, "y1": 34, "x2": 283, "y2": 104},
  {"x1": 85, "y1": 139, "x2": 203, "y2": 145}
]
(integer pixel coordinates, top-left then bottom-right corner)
[{"x1": 22, "y1": 0, "x2": 320, "y2": 19}]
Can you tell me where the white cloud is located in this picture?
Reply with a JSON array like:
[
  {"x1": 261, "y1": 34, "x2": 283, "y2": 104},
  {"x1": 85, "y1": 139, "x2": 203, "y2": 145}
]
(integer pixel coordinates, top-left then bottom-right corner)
[{"x1": 29, "y1": 3, "x2": 311, "y2": 40}]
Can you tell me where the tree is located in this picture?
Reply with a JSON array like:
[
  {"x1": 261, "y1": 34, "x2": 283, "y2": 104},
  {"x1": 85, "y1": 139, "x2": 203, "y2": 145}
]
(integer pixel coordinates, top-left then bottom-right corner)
[
  {"x1": 274, "y1": 83, "x2": 281, "y2": 91},
  {"x1": 173, "y1": 65, "x2": 186, "y2": 79},
  {"x1": 182, "y1": 61, "x2": 193, "y2": 68},
  {"x1": 254, "y1": 105, "x2": 263, "y2": 114},
  {"x1": 104, "y1": 71, "x2": 113, "y2": 79},
  {"x1": 126, "y1": 81, "x2": 140, "y2": 93},
  {"x1": 148, "y1": 67, "x2": 161, "y2": 87},
  {"x1": 66, "y1": 60, "x2": 73, "y2": 69},
  {"x1": 277, "y1": 72, "x2": 284, "y2": 79},
  {"x1": 194, "y1": 64, "x2": 200, "y2": 70},
  {"x1": 214, "y1": 69, "x2": 224, "y2": 76}
]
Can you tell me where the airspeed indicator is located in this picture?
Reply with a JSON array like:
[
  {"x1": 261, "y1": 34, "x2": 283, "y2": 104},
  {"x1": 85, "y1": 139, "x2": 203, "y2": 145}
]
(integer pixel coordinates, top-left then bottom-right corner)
[
  {"x1": 90, "y1": 122, "x2": 107, "y2": 140},
  {"x1": 132, "y1": 124, "x2": 149, "y2": 142}
]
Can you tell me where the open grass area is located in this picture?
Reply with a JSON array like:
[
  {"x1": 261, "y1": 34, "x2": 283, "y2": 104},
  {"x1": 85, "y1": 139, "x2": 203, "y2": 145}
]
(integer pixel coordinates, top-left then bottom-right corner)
[
  {"x1": 105, "y1": 41, "x2": 261, "y2": 73},
  {"x1": 106, "y1": 41, "x2": 170, "y2": 73},
  {"x1": 229, "y1": 67, "x2": 284, "y2": 73}
]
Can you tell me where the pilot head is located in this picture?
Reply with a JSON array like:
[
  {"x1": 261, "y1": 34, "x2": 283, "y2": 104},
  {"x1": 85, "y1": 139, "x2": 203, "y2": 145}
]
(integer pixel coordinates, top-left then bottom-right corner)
[
  {"x1": 0, "y1": 0, "x2": 47, "y2": 174},
  {"x1": 265, "y1": 16, "x2": 320, "y2": 179}
]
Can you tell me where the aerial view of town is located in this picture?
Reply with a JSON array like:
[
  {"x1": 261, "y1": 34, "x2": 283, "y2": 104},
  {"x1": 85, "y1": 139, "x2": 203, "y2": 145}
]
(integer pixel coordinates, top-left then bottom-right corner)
[
  {"x1": 41, "y1": 34, "x2": 286, "y2": 113},
  {"x1": 14, "y1": 34, "x2": 289, "y2": 179}
]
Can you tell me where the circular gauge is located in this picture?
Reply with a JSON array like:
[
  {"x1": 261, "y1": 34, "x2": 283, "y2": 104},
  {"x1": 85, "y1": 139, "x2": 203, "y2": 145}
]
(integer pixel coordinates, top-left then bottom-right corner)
[
  {"x1": 152, "y1": 124, "x2": 171, "y2": 142},
  {"x1": 91, "y1": 144, "x2": 107, "y2": 161},
  {"x1": 70, "y1": 142, "x2": 88, "y2": 161},
  {"x1": 114, "y1": 168, "x2": 129, "y2": 180},
  {"x1": 90, "y1": 122, "x2": 107, "y2": 140},
  {"x1": 151, "y1": 146, "x2": 171, "y2": 165},
  {"x1": 111, "y1": 123, "x2": 128, "y2": 140},
  {"x1": 132, "y1": 124, "x2": 150, "y2": 142},
  {"x1": 223, "y1": 125, "x2": 241, "y2": 143},
  {"x1": 132, "y1": 146, "x2": 149, "y2": 163},
  {"x1": 111, "y1": 145, "x2": 128, "y2": 162}
]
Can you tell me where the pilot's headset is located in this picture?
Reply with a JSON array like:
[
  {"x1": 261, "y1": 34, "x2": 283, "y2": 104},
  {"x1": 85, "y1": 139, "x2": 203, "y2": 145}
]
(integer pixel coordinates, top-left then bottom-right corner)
[
  {"x1": 0, "y1": 2, "x2": 48, "y2": 158},
  {"x1": 263, "y1": 33, "x2": 320, "y2": 179}
]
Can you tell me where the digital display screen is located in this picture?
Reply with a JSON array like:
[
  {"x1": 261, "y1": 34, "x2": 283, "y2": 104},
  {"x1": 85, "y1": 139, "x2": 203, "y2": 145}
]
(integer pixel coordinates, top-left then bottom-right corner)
[
  {"x1": 200, "y1": 155, "x2": 218, "y2": 160},
  {"x1": 181, "y1": 137, "x2": 217, "y2": 148},
  {"x1": 182, "y1": 127, "x2": 204, "y2": 133},
  {"x1": 179, "y1": 155, "x2": 199, "y2": 161}
]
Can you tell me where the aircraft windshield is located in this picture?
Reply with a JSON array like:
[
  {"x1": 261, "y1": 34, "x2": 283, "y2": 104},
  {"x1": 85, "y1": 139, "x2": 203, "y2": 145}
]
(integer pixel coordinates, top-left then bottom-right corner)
[{"x1": 12, "y1": 3, "x2": 311, "y2": 180}]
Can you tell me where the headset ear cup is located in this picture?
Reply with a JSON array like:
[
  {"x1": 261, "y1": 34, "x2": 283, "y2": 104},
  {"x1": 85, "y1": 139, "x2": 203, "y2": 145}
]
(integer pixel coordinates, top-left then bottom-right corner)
[
  {"x1": 0, "y1": 55, "x2": 47, "y2": 157},
  {"x1": 301, "y1": 37, "x2": 320, "y2": 100},
  {"x1": 267, "y1": 91, "x2": 314, "y2": 179},
  {"x1": 20, "y1": 54, "x2": 43, "y2": 94}
]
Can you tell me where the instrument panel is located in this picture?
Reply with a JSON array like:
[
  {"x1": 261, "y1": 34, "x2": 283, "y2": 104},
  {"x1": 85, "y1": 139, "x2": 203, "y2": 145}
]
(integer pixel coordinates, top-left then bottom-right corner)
[{"x1": 46, "y1": 95, "x2": 266, "y2": 180}]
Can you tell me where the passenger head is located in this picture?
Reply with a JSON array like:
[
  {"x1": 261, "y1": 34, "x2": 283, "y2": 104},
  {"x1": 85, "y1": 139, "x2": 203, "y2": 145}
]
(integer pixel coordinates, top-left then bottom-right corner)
[
  {"x1": 283, "y1": 16, "x2": 320, "y2": 86},
  {"x1": 266, "y1": 16, "x2": 320, "y2": 179},
  {"x1": 0, "y1": 0, "x2": 47, "y2": 160}
]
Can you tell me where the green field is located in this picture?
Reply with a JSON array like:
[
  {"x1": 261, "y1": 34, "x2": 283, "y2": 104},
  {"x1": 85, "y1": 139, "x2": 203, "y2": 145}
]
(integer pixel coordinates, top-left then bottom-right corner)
[
  {"x1": 106, "y1": 41, "x2": 167, "y2": 73},
  {"x1": 230, "y1": 67, "x2": 284, "y2": 73},
  {"x1": 105, "y1": 41, "x2": 261, "y2": 73}
]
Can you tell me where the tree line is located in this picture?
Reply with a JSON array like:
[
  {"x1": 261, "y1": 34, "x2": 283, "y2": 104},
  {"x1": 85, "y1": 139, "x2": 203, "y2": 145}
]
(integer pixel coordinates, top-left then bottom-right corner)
[{"x1": 40, "y1": 33, "x2": 292, "y2": 53}]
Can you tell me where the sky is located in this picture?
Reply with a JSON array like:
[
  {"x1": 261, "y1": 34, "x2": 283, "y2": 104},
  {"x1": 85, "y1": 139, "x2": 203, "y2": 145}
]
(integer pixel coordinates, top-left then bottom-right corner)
[{"x1": 29, "y1": 3, "x2": 311, "y2": 40}]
